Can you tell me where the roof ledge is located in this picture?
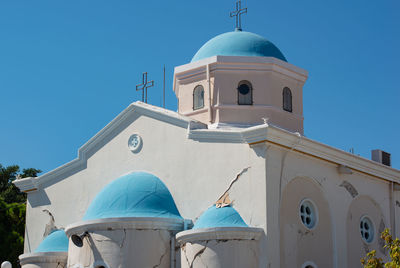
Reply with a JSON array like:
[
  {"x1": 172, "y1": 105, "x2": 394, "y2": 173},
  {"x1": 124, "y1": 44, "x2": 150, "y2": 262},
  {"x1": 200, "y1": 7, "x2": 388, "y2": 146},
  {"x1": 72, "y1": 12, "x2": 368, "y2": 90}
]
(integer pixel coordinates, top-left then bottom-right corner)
[
  {"x1": 13, "y1": 102, "x2": 206, "y2": 193},
  {"x1": 13, "y1": 177, "x2": 38, "y2": 193},
  {"x1": 176, "y1": 227, "x2": 264, "y2": 244}
]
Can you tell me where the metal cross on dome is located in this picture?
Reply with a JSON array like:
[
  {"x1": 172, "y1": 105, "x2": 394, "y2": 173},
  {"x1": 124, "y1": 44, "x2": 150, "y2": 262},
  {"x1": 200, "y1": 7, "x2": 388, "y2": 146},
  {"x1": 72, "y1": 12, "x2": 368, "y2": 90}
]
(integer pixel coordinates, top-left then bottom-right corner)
[
  {"x1": 136, "y1": 72, "x2": 154, "y2": 103},
  {"x1": 230, "y1": 0, "x2": 247, "y2": 31}
]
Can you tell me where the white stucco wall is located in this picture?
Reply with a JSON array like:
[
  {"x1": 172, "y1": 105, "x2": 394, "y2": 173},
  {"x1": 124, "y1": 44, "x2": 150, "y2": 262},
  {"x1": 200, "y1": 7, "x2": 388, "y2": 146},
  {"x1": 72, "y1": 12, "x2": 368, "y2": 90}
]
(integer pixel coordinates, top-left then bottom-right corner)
[
  {"x1": 21, "y1": 104, "x2": 399, "y2": 268},
  {"x1": 265, "y1": 143, "x2": 393, "y2": 268},
  {"x1": 24, "y1": 112, "x2": 267, "y2": 256}
]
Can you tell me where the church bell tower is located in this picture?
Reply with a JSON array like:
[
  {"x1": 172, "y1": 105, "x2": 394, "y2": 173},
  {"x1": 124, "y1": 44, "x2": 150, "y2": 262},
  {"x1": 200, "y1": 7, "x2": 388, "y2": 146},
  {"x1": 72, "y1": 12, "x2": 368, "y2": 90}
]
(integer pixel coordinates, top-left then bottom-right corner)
[{"x1": 173, "y1": 4, "x2": 308, "y2": 134}]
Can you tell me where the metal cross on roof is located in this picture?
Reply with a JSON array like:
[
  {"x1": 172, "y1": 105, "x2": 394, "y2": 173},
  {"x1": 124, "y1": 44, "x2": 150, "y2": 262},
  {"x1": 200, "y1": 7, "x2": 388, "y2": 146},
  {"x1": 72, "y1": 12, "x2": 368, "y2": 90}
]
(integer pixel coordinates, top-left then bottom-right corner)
[
  {"x1": 230, "y1": 0, "x2": 247, "y2": 31},
  {"x1": 136, "y1": 72, "x2": 154, "y2": 103}
]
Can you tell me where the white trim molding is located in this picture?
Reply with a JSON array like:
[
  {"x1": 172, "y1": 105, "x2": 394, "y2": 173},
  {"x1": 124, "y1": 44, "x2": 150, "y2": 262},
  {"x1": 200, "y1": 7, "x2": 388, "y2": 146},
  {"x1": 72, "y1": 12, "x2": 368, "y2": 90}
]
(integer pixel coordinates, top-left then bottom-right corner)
[
  {"x1": 176, "y1": 227, "x2": 264, "y2": 245},
  {"x1": 14, "y1": 101, "x2": 400, "y2": 194},
  {"x1": 173, "y1": 55, "x2": 308, "y2": 96},
  {"x1": 19, "y1": 252, "x2": 68, "y2": 266},
  {"x1": 187, "y1": 121, "x2": 400, "y2": 183},
  {"x1": 65, "y1": 217, "x2": 190, "y2": 236},
  {"x1": 13, "y1": 102, "x2": 207, "y2": 193}
]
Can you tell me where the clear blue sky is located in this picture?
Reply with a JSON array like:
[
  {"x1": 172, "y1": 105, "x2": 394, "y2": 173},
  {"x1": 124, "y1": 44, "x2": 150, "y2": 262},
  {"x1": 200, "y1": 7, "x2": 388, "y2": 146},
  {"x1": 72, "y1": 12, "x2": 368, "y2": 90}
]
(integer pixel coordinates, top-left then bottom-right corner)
[{"x1": 1, "y1": 0, "x2": 399, "y2": 174}]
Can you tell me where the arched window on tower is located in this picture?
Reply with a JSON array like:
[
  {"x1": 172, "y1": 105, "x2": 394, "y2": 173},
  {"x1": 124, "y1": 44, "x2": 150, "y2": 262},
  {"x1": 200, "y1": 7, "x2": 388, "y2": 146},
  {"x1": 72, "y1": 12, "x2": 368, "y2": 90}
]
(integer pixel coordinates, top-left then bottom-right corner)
[
  {"x1": 193, "y1": 85, "x2": 204, "y2": 110},
  {"x1": 283, "y1": 87, "x2": 292, "y2": 112},
  {"x1": 237, "y1": 80, "x2": 253, "y2": 105}
]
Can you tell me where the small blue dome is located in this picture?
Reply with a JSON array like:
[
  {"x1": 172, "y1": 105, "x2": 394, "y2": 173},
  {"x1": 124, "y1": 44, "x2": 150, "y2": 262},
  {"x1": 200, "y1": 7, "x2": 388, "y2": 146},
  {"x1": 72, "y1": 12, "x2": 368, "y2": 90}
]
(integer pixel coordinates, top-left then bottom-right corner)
[
  {"x1": 35, "y1": 230, "x2": 69, "y2": 253},
  {"x1": 83, "y1": 172, "x2": 182, "y2": 220},
  {"x1": 191, "y1": 31, "x2": 287, "y2": 62},
  {"x1": 193, "y1": 205, "x2": 248, "y2": 229}
]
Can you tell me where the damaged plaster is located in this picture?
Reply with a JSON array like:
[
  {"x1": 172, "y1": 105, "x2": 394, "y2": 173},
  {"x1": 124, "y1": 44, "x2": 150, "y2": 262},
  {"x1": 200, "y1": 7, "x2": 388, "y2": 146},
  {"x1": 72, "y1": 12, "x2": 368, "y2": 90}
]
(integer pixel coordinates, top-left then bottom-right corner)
[
  {"x1": 339, "y1": 181, "x2": 358, "y2": 198},
  {"x1": 42, "y1": 209, "x2": 58, "y2": 238},
  {"x1": 378, "y1": 219, "x2": 386, "y2": 254},
  {"x1": 215, "y1": 167, "x2": 250, "y2": 208}
]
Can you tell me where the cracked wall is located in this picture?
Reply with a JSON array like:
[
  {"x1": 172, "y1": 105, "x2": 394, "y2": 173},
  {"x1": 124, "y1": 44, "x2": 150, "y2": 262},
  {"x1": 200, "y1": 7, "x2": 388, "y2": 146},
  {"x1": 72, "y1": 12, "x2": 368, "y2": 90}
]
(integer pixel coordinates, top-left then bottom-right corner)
[
  {"x1": 21, "y1": 262, "x2": 66, "y2": 268},
  {"x1": 67, "y1": 228, "x2": 171, "y2": 268},
  {"x1": 180, "y1": 239, "x2": 259, "y2": 268}
]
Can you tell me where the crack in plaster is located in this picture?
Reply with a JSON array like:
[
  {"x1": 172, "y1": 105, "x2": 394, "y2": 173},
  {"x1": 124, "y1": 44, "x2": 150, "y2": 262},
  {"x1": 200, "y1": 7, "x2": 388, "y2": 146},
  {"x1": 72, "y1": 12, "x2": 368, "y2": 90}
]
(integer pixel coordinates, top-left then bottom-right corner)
[
  {"x1": 56, "y1": 262, "x2": 65, "y2": 268},
  {"x1": 182, "y1": 243, "x2": 191, "y2": 268},
  {"x1": 297, "y1": 229, "x2": 313, "y2": 239},
  {"x1": 90, "y1": 229, "x2": 126, "y2": 248},
  {"x1": 339, "y1": 181, "x2": 358, "y2": 198},
  {"x1": 198, "y1": 253, "x2": 209, "y2": 268},
  {"x1": 119, "y1": 229, "x2": 126, "y2": 248},
  {"x1": 152, "y1": 249, "x2": 168, "y2": 268},
  {"x1": 189, "y1": 242, "x2": 208, "y2": 268},
  {"x1": 216, "y1": 167, "x2": 250, "y2": 207},
  {"x1": 42, "y1": 209, "x2": 58, "y2": 237},
  {"x1": 249, "y1": 244, "x2": 258, "y2": 261},
  {"x1": 151, "y1": 230, "x2": 169, "y2": 268}
]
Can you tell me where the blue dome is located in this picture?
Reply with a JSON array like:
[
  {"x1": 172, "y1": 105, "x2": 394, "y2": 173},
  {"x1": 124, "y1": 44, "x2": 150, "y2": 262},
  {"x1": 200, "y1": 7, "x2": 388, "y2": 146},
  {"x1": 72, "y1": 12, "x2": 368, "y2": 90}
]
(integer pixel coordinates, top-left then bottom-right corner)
[
  {"x1": 83, "y1": 172, "x2": 182, "y2": 220},
  {"x1": 193, "y1": 205, "x2": 248, "y2": 229},
  {"x1": 191, "y1": 31, "x2": 287, "y2": 62},
  {"x1": 35, "y1": 230, "x2": 69, "y2": 253}
]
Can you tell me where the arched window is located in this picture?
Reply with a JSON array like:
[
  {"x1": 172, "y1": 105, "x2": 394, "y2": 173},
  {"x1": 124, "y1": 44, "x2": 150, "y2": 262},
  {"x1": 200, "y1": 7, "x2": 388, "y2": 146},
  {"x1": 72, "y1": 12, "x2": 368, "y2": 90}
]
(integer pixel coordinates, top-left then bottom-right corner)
[
  {"x1": 283, "y1": 87, "x2": 292, "y2": 112},
  {"x1": 237, "y1": 80, "x2": 253, "y2": 105},
  {"x1": 92, "y1": 260, "x2": 109, "y2": 268},
  {"x1": 302, "y1": 262, "x2": 318, "y2": 268},
  {"x1": 193, "y1": 85, "x2": 204, "y2": 110}
]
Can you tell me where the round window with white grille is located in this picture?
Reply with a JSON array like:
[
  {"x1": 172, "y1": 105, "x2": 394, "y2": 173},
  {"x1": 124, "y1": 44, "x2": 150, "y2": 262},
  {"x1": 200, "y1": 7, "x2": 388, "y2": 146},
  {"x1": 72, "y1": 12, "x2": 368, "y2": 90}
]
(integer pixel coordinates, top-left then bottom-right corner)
[
  {"x1": 299, "y1": 199, "x2": 317, "y2": 229},
  {"x1": 360, "y1": 216, "x2": 374, "y2": 243}
]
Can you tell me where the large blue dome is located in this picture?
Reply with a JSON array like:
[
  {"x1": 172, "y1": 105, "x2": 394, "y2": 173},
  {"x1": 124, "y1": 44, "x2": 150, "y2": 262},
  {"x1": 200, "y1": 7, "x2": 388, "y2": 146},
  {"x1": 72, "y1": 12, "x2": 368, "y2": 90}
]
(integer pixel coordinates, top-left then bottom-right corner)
[
  {"x1": 83, "y1": 172, "x2": 182, "y2": 220},
  {"x1": 193, "y1": 205, "x2": 248, "y2": 229},
  {"x1": 191, "y1": 31, "x2": 287, "y2": 62},
  {"x1": 35, "y1": 230, "x2": 69, "y2": 253}
]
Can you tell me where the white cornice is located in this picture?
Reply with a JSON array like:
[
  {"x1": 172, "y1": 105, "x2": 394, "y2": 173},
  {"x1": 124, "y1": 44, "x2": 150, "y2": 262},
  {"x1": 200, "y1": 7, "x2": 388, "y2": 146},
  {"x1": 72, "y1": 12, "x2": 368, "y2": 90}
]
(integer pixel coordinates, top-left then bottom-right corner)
[
  {"x1": 173, "y1": 55, "x2": 308, "y2": 95},
  {"x1": 186, "y1": 123, "x2": 400, "y2": 183},
  {"x1": 265, "y1": 127, "x2": 400, "y2": 183},
  {"x1": 187, "y1": 123, "x2": 269, "y2": 144},
  {"x1": 176, "y1": 227, "x2": 264, "y2": 244},
  {"x1": 14, "y1": 101, "x2": 399, "y2": 194},
  {"x1": 12, "y1": 177, "x2": 38, "y2": 193},
  {"x1": 65, "y1": 217, "x2": 189, "y2": 235},
  {"x1": 13, "y1": 102, "x2": 206, "y2": 193},
  {"x1": 19, "y1": 252, "x2": 68, "y2": 265},
  {"x1": 213, "y1": 104, "x2": 304, "y2": 120}
]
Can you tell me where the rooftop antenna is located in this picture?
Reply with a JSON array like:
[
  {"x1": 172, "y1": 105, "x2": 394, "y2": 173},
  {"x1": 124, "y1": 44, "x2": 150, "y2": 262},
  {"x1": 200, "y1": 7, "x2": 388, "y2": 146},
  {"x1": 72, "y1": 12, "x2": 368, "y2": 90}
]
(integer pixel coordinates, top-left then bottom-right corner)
[
  {"x1": 230, "y1": 0, "x2": 247, "y2": 31},
  {"x1": 136, "y1": 72, "x2": 154, "y2": 103}
]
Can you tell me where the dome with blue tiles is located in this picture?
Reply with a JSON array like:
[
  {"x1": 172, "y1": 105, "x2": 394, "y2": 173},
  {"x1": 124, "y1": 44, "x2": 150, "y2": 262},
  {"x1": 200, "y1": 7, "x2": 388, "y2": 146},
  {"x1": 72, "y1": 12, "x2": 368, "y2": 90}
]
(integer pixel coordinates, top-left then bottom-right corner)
[
  {"x1": 35, "y1": 229, "x2": 69, "y2": 253},
  {"x1": 191, "y1": 30, "x2": 287, "y2": 62},
  {"x1": 83, "y1": 172, "x2": 182, "y2": 220},
  {"x1": 193, "y1": 205, "x2": 248, "y2": 229}
]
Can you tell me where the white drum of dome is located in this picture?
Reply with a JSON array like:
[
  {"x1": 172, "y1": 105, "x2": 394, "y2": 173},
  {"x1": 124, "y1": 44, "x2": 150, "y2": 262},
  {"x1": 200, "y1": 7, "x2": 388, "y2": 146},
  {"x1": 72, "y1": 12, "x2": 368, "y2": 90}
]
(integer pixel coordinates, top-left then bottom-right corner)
[
  {"x1": 65, "y1": 172, "x2": 190, "y2": 268},
  {"x1": 176, "y1": 205, "x2": 264, "y2": 268}
]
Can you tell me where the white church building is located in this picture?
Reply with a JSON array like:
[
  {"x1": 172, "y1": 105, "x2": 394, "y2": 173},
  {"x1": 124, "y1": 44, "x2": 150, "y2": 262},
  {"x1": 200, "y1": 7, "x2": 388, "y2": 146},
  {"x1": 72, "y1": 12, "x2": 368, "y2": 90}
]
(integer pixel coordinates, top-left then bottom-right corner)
[{"x1": 11, "y1": 14, "x2": 400, "y2": 268}]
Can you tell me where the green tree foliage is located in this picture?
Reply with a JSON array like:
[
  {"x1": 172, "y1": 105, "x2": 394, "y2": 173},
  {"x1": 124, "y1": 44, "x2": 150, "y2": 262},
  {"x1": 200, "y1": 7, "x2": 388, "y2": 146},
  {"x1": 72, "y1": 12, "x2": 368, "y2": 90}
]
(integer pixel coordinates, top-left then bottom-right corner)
[
  {"x1": 0, "y1": 164, "x2": 41, "y2": 268},
  {"x1": 361, "y1": 228, "x2": 400, "y2": 268}
]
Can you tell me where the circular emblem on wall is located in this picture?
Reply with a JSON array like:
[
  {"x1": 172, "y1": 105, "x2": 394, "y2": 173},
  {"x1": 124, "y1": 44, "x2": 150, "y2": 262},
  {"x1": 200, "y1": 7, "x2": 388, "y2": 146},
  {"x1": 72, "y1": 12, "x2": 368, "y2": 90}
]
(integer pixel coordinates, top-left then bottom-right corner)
[{"x1": 128, "y1": 134, "x2": 143, "y2": 153}]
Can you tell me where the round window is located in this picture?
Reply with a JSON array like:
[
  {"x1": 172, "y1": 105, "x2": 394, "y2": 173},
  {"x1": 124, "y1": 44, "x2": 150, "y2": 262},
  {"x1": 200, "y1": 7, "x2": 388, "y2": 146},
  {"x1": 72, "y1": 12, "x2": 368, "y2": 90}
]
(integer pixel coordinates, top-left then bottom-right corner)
[
  {"x1": 299, "y1": 199, "x2": 317, "y2": 229},
  {"x1": 238, "y1": 83, "x2": 250, "y2": 95},
  {"x1": 301, "y1": 261, "x2": 317, "y2": 268},
  {"x1": 360, "y1": 216, "x2": 374, "y2": 243}
]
